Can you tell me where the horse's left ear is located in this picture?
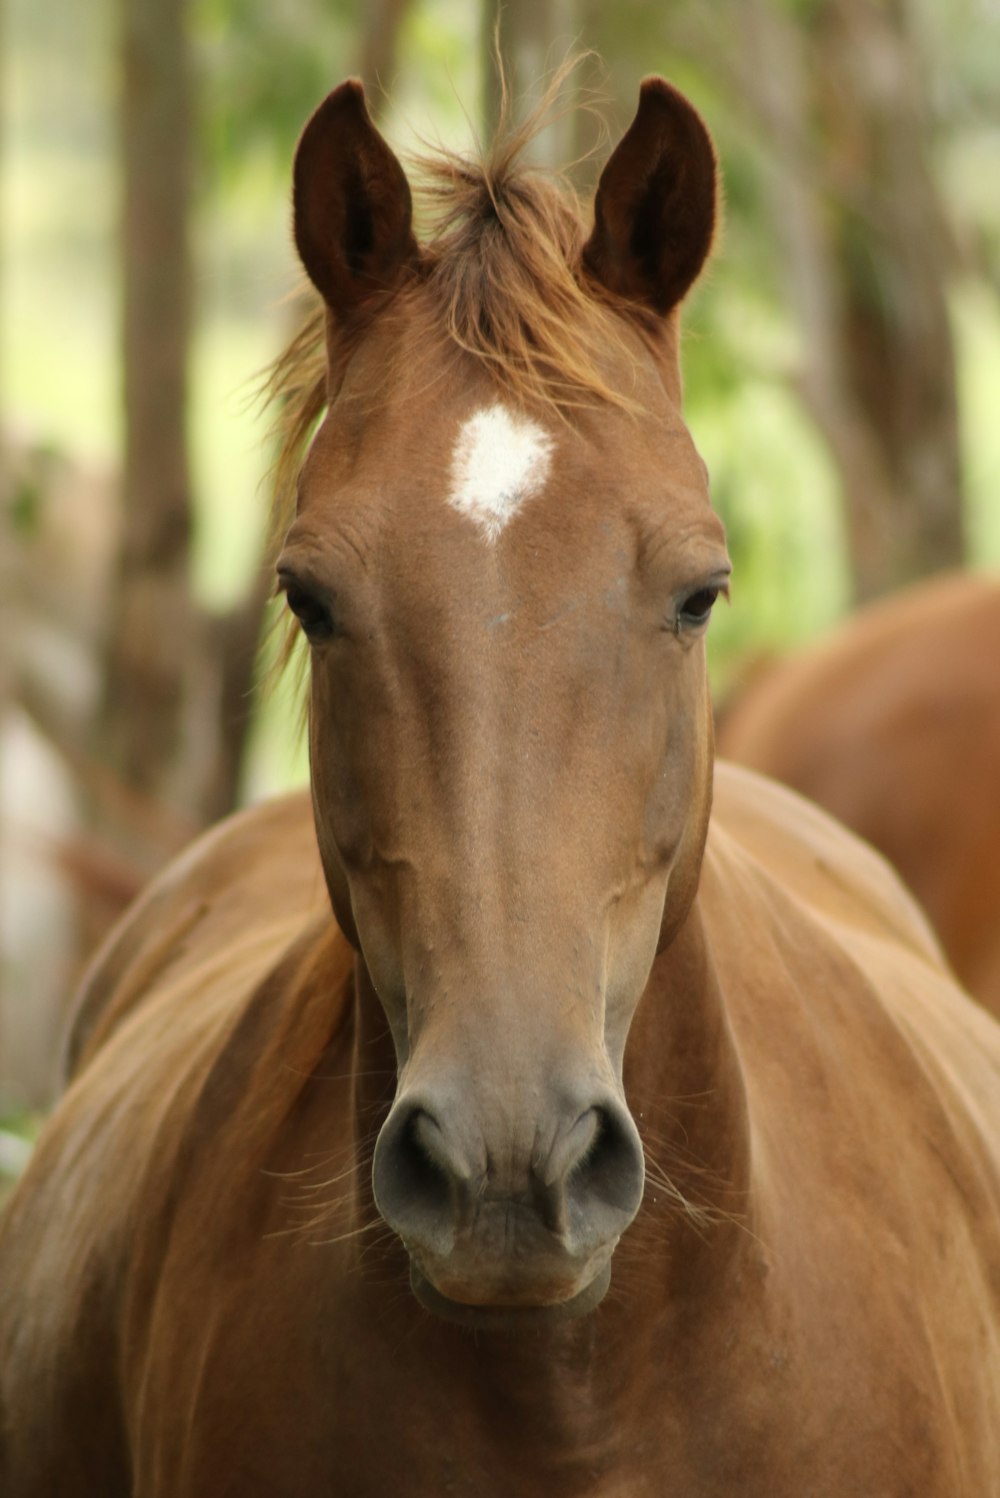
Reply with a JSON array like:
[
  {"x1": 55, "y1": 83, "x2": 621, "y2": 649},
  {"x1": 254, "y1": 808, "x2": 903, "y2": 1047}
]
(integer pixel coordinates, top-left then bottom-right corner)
[
  {"x1": 293, "y1": 80, "x2": 418, "y2": 319},
  {"x1": 583, "y1": 78, "x2": 718, "y2": 316}
]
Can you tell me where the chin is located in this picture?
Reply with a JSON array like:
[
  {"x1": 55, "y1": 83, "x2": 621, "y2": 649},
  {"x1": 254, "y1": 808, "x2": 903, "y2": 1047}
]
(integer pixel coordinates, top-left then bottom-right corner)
[{"x1": 409, "y1": 1261, "x2": 613, "y2": 1332}]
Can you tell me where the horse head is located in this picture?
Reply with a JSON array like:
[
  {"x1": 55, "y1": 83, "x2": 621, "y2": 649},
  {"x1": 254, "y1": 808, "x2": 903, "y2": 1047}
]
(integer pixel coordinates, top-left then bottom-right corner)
[{"x1": 278, "y1": 77, "x2": 728, "y2": 1324}]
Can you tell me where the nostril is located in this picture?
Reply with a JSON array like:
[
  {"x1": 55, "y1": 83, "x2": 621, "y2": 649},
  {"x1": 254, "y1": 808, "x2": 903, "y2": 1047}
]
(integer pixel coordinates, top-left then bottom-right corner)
[
  {"x1": 371, "y1": 1103, "x2": 457, "y2": 1254},
  {"x1": 566, "y1": 1103, "x2": 645, "y2": 1221},
  {"x1": 400, "y1": 1109, "x2": 454, "y2": 1204}
]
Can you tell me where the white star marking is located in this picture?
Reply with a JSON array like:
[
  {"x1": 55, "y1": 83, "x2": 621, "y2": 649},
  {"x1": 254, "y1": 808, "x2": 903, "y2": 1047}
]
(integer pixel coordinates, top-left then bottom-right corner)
[{"x1": 447, "y1": 403, "x2": 554, "y2": 542}]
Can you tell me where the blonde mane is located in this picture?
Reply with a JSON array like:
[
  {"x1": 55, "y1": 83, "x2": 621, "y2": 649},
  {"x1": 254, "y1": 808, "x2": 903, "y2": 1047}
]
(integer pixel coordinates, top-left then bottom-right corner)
[{"x1": 411, "y1": 122, "x2": 647, "y2": 418}]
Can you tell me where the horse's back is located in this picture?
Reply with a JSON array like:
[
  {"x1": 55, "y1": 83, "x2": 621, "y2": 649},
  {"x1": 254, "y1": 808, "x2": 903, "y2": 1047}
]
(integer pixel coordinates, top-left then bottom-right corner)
[
  {"x1": 720, "y1": 572, "x2": 1000, "y2": 759},
  {"x1": 709, "y1": 759, "x2": 1000, "y2": 1225},
  {"x1": 711, "y1": 759, "x2": 944, "y2": 960}
]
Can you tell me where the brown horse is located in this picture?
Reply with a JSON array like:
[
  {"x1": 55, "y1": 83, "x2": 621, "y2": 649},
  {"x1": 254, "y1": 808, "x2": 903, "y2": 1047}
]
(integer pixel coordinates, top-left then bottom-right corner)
[
  {"x1": 718, "y1": 571, "x2": 1000, "y2": 1018},
  {"x1": 2, "y1": 79, "x2": 1000, "y2": 1497}
]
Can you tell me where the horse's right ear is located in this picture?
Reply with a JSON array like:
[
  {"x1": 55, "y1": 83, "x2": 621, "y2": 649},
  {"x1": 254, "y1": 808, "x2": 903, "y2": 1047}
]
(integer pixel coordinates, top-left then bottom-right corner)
[{"x1": 293, "y1": 81, "x2": 418, "y2": 319}]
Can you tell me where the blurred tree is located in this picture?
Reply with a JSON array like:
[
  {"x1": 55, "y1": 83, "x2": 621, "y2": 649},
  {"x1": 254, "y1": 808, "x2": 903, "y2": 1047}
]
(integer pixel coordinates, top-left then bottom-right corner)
[
  {"x1": 196, "y1": 0, "x2": 356, "y2": 182},
  {"x1": 481, "y1": 0, "x2": 575, "y2": 165},
  {"x1": 106, "y1": 0, "x2": 196, "y2": 823},
  {"x1": 647, "y1": 0, "x2": 967, "y2": 601},
  {"x1": 0, "y1": 0, "x2": 4, "y2": 423},
  {"x1": 100, "y1": 0, "x2": 264, "y2": 873},
  {"x1": 741, "y1": 0, "x2": 965, "y2": 601},
  {"x1": 571, "y1": 2, "x2": 646, "y2": 180},
  {"x1": 359, "y1": 0, "x2": 412, "y2": 103}
]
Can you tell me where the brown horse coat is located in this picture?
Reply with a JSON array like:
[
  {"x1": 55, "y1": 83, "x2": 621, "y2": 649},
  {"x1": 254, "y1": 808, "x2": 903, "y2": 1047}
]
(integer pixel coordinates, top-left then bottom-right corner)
[
  {"x1": 2, "y1": 79, "x2": 1000, "y2": 1498},
  {"x1": 4, "y1": 775, "x2": 1000, "y2": 1495},
  {"x1": 718, "y1": 571, "x2": 1000, "y2": 1015}
]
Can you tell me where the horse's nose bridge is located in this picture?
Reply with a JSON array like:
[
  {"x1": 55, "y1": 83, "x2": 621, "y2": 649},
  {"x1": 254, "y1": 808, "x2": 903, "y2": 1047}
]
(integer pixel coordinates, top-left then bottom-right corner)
[
  {"x1": 396, "y1": 1050, "x2": 612, "y2": 1186},
  {"x1": 402, "y1": 997, "x2": 615, "y2": 1172},
  {"x1": 450, "y1": 1074, "x2": 604, "y2": 1199}
]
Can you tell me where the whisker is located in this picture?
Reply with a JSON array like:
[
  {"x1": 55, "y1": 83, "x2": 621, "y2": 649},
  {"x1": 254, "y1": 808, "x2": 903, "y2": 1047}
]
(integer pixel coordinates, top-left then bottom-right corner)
[{"x1": 304, "y1": 1220, "x2": 394, "y2": 1249}]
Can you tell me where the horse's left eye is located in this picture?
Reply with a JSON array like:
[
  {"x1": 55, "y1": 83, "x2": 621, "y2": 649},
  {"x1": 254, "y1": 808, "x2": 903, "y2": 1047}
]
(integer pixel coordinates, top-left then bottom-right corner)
[
  {"x1": 677, "y1": 586, "x2": 721, "y2": 630},
  {"x1": 282, "y1": 579, "x2": 336, "y2": 642}
]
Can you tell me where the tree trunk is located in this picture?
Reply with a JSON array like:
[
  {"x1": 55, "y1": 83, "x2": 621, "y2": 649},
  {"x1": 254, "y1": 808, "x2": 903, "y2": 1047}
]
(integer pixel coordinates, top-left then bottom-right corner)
[
  {"x1": 101, "y1": 0, "x2": 264, "y2": 873},
  {"x1": 740, "y1": 0, "x2": 965, "y2": 601},
  {"x1": 814, "y1": 0, "x2": 965, "y2": 598},
  {"x1": 481, "y1": 0, "x2": 575, "y2": 166},
  {"x1": 358, "y1": 0, "x2": 412, "y2": 109},
  {"x1": 105, "y1": 0, "x2": 196, "y2": 846},
  {"x1": 570, "y1": 2, "x2": 646, "y2": 192}
]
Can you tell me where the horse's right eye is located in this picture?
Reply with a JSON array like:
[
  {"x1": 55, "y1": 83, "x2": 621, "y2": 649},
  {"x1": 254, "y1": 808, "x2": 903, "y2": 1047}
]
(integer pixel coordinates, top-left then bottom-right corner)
[
  {"x1": 283, "y1": 579, "x2": 335, "y2": 642},
  {"x1": 677, "y1": 587, "x2": 720, "y2": 629}
]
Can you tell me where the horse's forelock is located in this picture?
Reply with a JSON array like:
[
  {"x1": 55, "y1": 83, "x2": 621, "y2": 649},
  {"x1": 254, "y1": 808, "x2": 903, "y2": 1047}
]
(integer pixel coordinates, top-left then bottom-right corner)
[{"x1": 412, "y1": 138, "x2": 650, "y2": 418}]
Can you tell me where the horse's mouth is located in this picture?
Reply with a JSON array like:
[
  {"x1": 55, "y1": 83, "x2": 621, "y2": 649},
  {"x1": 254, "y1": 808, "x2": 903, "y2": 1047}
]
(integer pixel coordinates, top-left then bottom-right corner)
[{"x1": 409, "y1": 1261, "x2": 612, "y2": 1330}]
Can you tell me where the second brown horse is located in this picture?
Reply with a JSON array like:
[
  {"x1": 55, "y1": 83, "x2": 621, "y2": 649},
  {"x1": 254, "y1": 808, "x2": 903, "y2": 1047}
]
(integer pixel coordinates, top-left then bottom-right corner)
[{"x1": 719, "y1": 571, "x2": 1000, "y2": 1015}]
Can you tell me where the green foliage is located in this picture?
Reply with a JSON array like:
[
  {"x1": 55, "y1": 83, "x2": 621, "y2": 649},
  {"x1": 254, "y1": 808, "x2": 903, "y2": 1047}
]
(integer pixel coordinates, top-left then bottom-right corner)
[
  {"x1": 195, "y1": 0, "x2": 358, "y2": 195},
  {"x1": 9, "y1": 475, "x2": 42, "y2": 538},
  {"x1": 955, "y1": 284, "x2": 1000, "y2": 565},
  {"x1": 397, "y1": 0, "x2": 481, "y2": 123},
  {"x1": 700, "y1": 377, "x2": 849, "y2": 695},
  {"x1": 0, "y1": 1117, "x2": 40, "y2": 1198}
]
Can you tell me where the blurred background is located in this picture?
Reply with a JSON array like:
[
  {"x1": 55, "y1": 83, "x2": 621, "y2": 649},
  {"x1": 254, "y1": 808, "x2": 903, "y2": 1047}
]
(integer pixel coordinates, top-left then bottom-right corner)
[{"x1": 1, "y1": 0, "x2": 999, "y2": 1159}]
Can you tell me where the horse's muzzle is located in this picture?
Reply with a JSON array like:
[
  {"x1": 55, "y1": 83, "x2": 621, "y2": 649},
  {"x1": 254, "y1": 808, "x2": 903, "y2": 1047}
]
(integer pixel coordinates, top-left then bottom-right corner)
[{"x1": 371, "y1": 1084, "x2": 645, "y2": 1319}]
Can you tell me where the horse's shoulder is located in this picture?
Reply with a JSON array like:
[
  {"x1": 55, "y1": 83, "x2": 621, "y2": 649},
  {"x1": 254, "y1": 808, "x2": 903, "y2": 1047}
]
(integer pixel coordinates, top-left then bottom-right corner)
[
  {"x1": 707, "y1": 761, "x2": 1000, "y2": 1125},
  {"x1": 64, "y1": 791, "x2": 323, "y2": 1077},
  {"x1": 1, "y1": 795, "x2": 353, "y2": 1458},
  {"x1": 709, "y1": 760, "x2": 943, "y2": 963}
]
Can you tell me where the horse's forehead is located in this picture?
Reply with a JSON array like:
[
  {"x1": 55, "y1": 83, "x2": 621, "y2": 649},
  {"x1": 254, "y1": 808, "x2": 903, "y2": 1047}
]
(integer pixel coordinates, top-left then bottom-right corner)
[
  {"x1": 331, "y1": 382, "x2": 697, "y2": 500},
  {"x1": 302, "y1": 373, "x2": 715, "y2": 595}
]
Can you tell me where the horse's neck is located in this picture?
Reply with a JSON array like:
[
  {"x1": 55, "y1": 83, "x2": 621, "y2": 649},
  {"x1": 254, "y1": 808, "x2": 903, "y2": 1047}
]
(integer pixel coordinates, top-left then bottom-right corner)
[{"x1": 625, "y1": 899, "x2": 755, "y2": 1268}]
